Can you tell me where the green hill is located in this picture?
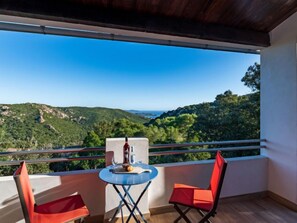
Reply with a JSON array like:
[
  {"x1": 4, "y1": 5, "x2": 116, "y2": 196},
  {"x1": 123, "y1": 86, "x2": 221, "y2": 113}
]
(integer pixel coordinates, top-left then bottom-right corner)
[
  {"x1": 0, "y1": 103, "x2": 148, "y2": 149},
  {"x1": 149, "y1": 91, "x2": 260, "y2": 142}
]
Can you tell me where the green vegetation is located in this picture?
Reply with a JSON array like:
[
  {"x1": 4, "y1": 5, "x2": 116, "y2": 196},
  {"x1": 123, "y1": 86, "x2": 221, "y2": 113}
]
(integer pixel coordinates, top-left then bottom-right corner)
[
  {"x1": 0, "y1": 63, "x2": 260, "y2": 175},
  {"x1": 0, "y1": 104, "x2": 148, "y2": 175},
  {"x1": 0, "y1": 104, "x2": 148, "y2": 149},
  {"x1": 154, "y1": 90, "x2": 259, "y2": 142}
]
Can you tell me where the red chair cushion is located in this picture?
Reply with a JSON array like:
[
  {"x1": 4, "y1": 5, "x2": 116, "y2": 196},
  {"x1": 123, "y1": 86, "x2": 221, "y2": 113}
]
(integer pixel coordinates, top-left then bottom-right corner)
[
  {"x1": 169, "y1": 183, "x2": 214, "y2": 211},
  {"x1": 34, "y1": 194, "x2": 89, "y2": 223}
]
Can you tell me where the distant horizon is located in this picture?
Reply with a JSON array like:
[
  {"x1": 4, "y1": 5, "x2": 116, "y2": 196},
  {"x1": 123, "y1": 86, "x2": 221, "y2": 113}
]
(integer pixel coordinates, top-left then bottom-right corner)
[
  {"x1": 0, "y1": 31, "x2": 259, "y2": 110},
  {"x1": 0, "y1": 88, "x2": 253, "y2": 110},
  {"x1": 0, "y1": 90, "x2": 247, "y2": 112},
  {"x1": 0, "y1": 100, "x2": 176, "y2": 111}
]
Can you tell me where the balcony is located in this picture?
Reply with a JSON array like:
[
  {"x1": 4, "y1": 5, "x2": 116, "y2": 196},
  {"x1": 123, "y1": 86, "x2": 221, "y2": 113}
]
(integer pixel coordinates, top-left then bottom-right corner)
[
  {"x1": 1, "y1": 138, "x2": 295, "y2": 223},
  {"x1": 1, "y1": 2, "x2": 297, "y2": 222},
  {"x1": 0, "y1": 1, "x2": 297, "y2": 223}
]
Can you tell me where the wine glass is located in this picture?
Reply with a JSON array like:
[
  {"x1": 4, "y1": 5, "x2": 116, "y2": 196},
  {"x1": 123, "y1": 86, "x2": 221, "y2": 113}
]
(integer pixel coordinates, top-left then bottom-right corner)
[{"x1": 111, "y1": 157, "x2": 118, "y2": 167}]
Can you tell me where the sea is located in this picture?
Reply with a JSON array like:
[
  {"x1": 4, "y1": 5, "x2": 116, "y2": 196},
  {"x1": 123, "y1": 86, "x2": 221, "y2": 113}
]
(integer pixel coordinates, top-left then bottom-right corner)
[{"x1": 127, "y1": 110, "x2": 166, "y2": 119}]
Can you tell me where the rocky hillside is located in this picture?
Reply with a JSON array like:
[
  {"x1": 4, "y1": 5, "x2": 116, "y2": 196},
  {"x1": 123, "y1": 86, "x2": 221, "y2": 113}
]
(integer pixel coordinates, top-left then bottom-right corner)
[{"x1": 0, "y1": 103, "x2": 148, "y2": 149}]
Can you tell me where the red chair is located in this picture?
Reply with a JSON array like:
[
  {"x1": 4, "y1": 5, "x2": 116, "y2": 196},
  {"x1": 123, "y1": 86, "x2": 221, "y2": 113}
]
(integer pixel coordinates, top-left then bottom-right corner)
[
  {"x1": 169, "y1": 151, "x2": 227, "y2": 223},
  {"x1": 13, "y1": 161, "x2": 90, "y2": 223}
]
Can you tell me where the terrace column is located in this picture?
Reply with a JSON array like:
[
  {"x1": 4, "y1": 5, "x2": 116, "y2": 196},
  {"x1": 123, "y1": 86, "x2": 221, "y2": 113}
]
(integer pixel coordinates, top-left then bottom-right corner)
[
  {"x1": 261, "y1": 11, "x2": 297, "y2": 206},
  {"x1": 104, "y1": 138, "x2": 149, "y2": 221}
]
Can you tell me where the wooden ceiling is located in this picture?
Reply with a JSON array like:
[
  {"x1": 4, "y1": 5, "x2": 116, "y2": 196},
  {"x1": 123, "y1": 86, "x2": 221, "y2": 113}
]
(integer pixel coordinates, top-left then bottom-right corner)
[{"x1": 1, "y1": 0, "x2": 297, "y2": 48}]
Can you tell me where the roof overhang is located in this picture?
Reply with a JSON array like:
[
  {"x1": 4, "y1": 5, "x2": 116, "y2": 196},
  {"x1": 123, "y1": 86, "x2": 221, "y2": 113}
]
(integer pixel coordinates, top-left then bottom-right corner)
[
  {"x1": 0, "y1": 14, "x2": 262, "y2": 54},
  {"x1": 2, "y1": 1, "x2": 296, "y2": 54}
]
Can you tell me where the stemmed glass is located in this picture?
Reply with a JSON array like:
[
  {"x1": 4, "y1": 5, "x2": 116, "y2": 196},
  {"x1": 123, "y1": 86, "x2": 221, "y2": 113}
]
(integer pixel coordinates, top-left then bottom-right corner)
[{"x1": 111, "y1": 157, "x2": 118, "y2": 167}]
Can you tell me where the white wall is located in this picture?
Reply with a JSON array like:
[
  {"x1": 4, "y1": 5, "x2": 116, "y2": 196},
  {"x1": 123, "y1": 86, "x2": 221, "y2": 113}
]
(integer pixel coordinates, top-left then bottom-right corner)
[
  {"x1": 0, "y1": 156, "x2": 268, "y2": 223},
  {"x1": 261, "y1": 11, "x2": 297, "y2": 204},
  {"x1": 0, "y1": 169, "x2": 106, "y2": 223}
]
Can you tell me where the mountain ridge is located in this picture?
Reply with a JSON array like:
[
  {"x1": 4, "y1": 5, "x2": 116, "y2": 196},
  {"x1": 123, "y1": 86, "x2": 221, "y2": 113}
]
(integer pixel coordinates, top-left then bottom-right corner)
[{"x1": 0, "y1": 103, "x2": 148, "y2": 149}]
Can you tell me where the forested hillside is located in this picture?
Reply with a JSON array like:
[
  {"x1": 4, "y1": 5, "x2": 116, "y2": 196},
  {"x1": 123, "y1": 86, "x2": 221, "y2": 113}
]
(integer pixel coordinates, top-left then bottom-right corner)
[
  {"x1": 0, "y1": 104, "x2": 148, "y2": 149},
  {"x1": 150, "y1": 91, "x2": 259, "y2": 142}
]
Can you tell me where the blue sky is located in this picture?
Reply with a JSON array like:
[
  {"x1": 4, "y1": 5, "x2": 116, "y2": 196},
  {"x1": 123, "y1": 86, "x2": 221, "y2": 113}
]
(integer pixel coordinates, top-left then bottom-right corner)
[{"x1": 0, "y1": 31, "x2": 259, "y2": 110}]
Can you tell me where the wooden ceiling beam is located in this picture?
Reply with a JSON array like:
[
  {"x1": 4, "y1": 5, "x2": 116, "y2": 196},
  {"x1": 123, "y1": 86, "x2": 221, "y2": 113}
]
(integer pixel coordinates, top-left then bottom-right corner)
[{"x1": 0, "y1": 1, "x2": 270, "y2": 47}]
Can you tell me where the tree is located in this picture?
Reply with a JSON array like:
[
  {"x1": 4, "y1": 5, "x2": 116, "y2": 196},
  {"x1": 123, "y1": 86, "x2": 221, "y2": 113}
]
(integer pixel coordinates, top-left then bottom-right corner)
[
  {"x1": 82, "y1": 131, "x2": 102, "y2": 147},
  {"x1": 241, "y1": 62, "x2": 260, "y2": 92},
  {"x1": 145, "y1": 125, "x2": 167, "y2": 143},
  {"x1": 66, "y1": 131, "x2": 104, "y2": 170},
  {"x1": 93, "y1": 120, "x2": 116, "y2": 142}
]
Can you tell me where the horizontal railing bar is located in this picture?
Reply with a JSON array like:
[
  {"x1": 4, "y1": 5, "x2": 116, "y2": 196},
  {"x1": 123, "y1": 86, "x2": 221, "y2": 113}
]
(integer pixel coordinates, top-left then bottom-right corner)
[
  {"x1": 149, "y1": 139, "x2": 265, "y2": 149},
  {"x1": 0, "y1": 139, "x2": 265, "y2": 157},
  {"x1": 0, "y1": 155, "x2": 105, "y2": 166},
  {"x1": 0, "y1": 139, "x2": 266, "y2": 166},
  {"x1": 0, "y1": 147, "x2": 105, "y2": 157},
  {"x1": 149, "y1": 145, "x2": 263, "y2": 157}
]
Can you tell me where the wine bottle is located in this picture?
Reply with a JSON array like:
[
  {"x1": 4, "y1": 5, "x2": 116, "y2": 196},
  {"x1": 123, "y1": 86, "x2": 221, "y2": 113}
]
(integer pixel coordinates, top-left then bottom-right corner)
[{"x1": 123, "y1": 137, "x2": 130, "y2": 164}]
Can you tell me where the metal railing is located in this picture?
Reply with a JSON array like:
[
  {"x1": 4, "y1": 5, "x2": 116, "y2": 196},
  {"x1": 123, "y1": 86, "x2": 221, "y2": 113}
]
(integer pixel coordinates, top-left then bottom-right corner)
[
  {"x1": 0, "y1": 147, "x2": 105, "y2": 166},
  {"x1": 0, "y1": 139, "x2": 266, "y2": 166},
  {"x1": 149, "y1": 139, "x2": 266, "y2": 156}
]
